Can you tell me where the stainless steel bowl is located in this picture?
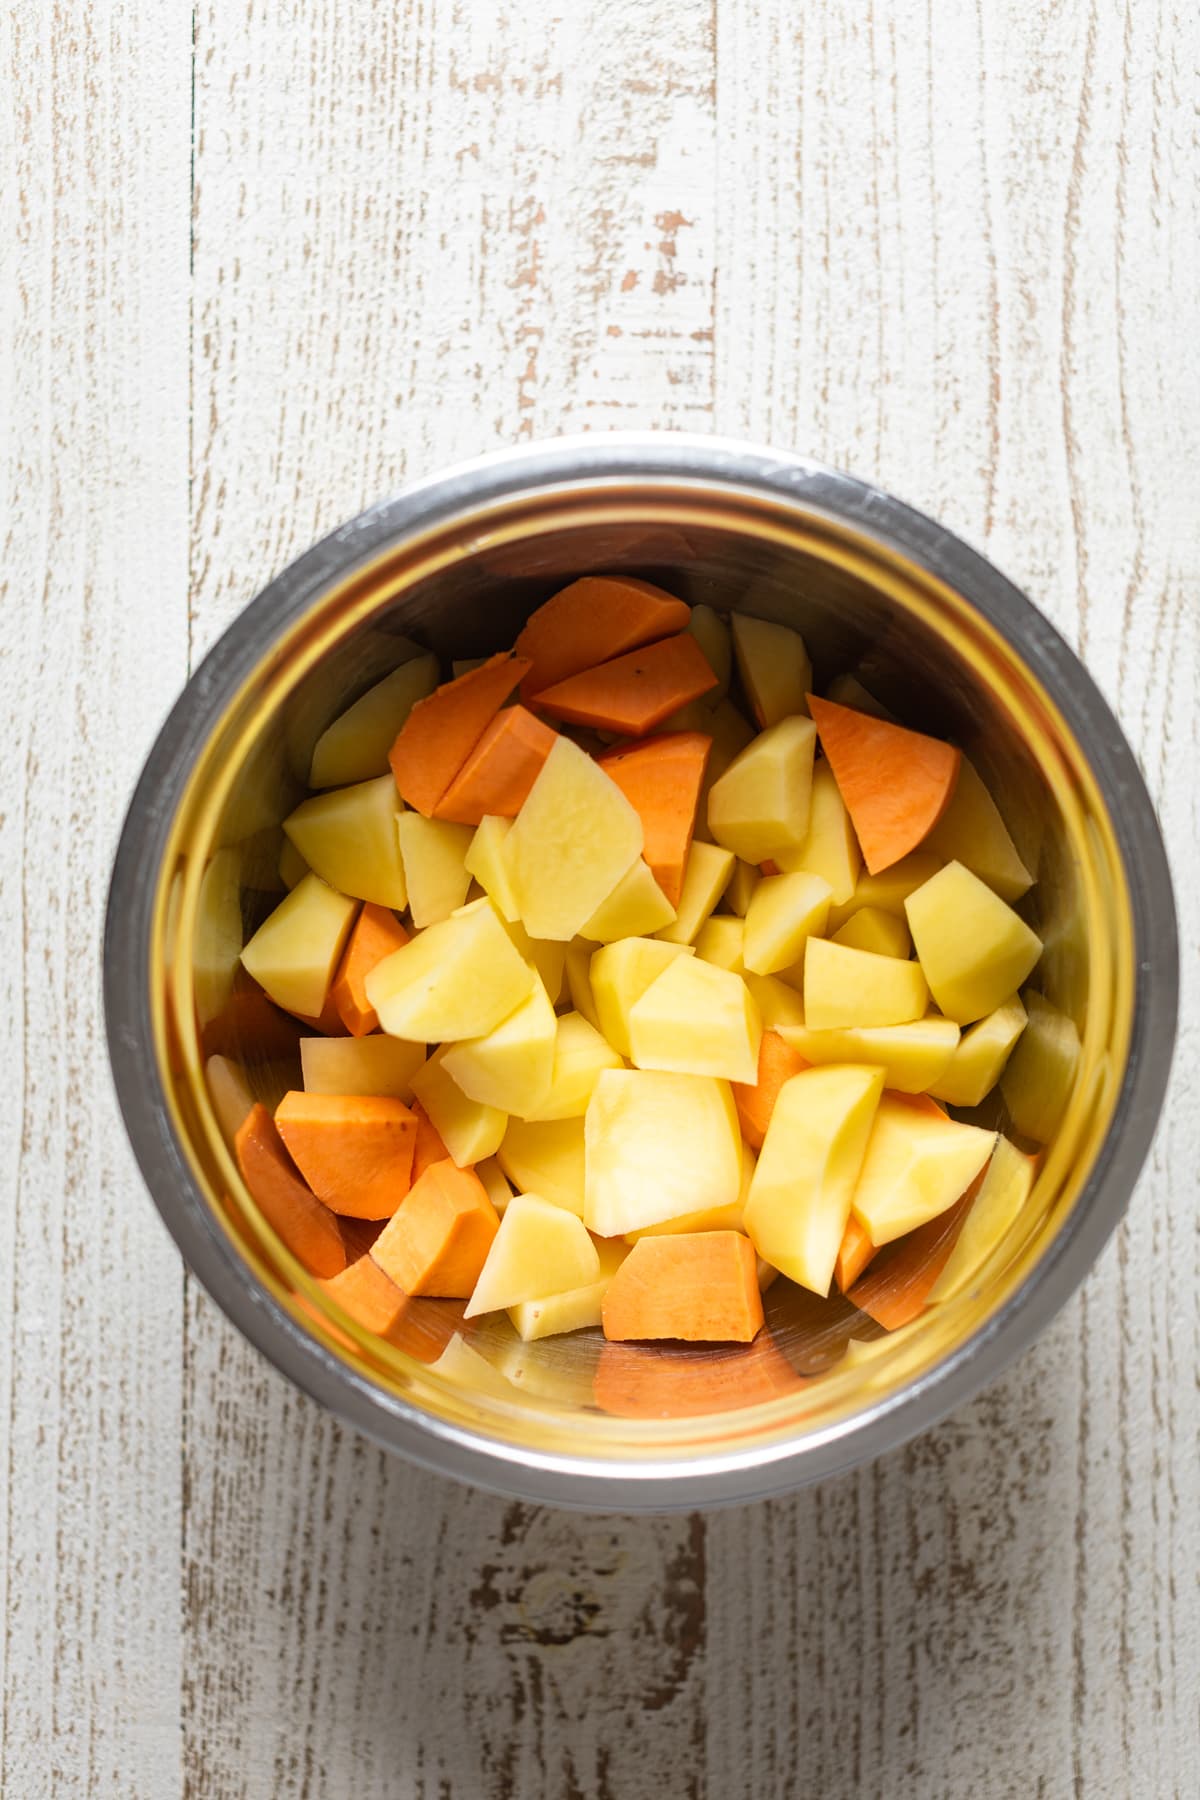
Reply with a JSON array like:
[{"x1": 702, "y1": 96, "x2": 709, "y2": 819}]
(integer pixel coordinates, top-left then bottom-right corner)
[{"x1": 104, "y1": 434, "x2": 1177, "y2": 1510}]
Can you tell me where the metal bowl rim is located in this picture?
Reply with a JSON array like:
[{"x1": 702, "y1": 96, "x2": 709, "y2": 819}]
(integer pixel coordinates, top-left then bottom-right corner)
[{"x1": 103, "y1": 432, "x2": 1178, "y2": 1510}]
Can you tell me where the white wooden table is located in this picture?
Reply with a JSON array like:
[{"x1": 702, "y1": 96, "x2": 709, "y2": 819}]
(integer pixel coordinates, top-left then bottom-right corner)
[{"x1": 3, "y1": 3, "x2": 1197, "y2": 1794}]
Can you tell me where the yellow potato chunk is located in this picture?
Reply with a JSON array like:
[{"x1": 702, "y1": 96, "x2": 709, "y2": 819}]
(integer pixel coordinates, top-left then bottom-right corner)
[
  {"x1": 730, "y1": 614, "x2": 813, "y2": 726},
  {"x1": 824, "y1": 850, "x2": 943, "y2": 935},
  {"x1": 498, "y1": 916, "x2": 568, "y2": 1007},
  {"x1": 497, "y1": 1116, "x2": 587, "y2": 1216},
  {"x1": 926, "y1": 756, "x2": 1033, "y2": 902},
  {"x1": 776, "y1": 1013, "x2": 960, "y2": 1094},
  {"x1": 722, "y1": 858, "x2": 761, "y2": 917},
  {"x1": 525, "y1": 1012, "x2": 624, "y2": 1121},
  {"x1": 928, "y1": 994, "x2": 1027, "y2": 1107},
  {"x1": 999, "y1": 990, "x2": 1081, "y2": 1142},
  {"x1": 669, "y1": 699, "x2": 756, "y2": 824},
  {"x1": 697, "y1": 699, "x2": 757, "y2": 814},
  {"x1": 905, "y1": 861, "x2": 1042, "y2": 1025},
  {"x1": 409, "y1": 1047, "x2": 507, "y2": 1166},
  {"x1": 440, "y1": 977, "x2": 557, "y2": 1117},
  {"x1": 591, "y1": 937, "x2": 694, "y2": 1058},
  {"x1": 464, "y1": 1195, "x2": 599, "y2": 1318},
  {"x1": 300, "y1": 1033, "x2": 426, "y2": 1100},
  {"x1": 851, "y1": 1094, "x2": 996, "y2": 1245},
  {"x1": 774, "y1": 761, "x2": 861, "y2": 904},
  {"x1": 283, "y1": 774, "x2": 407, "y2": 909},
  {"x1": 581, "y1": 858, "x2": 676, "y2": 942},
  {"x1": 506, "y1": 735, "x2": 644, "y2": 941},
  {"x1": 654, "y1": 840, "x2": 736, "y2": 945},
  {"x1": 475, "y1": 1156, "x2": 514, "y2": 1215},
  {"x1": 803, "y1": 937, "x2": 929, "y2": 1031},
  {"x1": 927, "y1": 1135, "x2": 1038, "y2": 1303},
  {"x1": 463, "y1": 815, "x2": 521, "y2": 922},
  {"x1": 743, "y1": 1065, "x2": 885, "y2": 1295},
  {"x1": 629, "y1": 955, "x2": 762, "y2": 1085},
  {"x1": 240, "y1": 873, "x2": 357, "y2": 1019},
  {"x1": 396, "y1": 813, "x2": 473, "y2": 926},
  {"x1": 309, "y1": 654, "x2": 439, "y2": 788},
  {"x1": 507, "y1": 1237, "x2": 630, "y2": 1341},
  {"x1": 584, "y1": 1069, "x2": 743, "y2": 1238},
  {"x1": 741, "y1": 972, "x2": 807, "y2": 1030},
  {"x1": 565, "y1": 938, "x2": 602, "y2": 1031},
  {"x1": 830, "y1": 906, "x2": 911, "y2": 959},
  {"x1": 694, "y1": 915, "x2": 746, "y2": 972},
  {"x1": 707, "y1": 715, "x2": 817, "y2": 863},
  {"x1": 284, "y1": 634, "x2": 416, "y2": 785},
  {"x1": 365, "y1": 897, "x2": 533, "y2": 1042},
  {"x1": 687, "y1": 604, "x2": 732, "y2": 698},
  {"x1": 743, "y1": 871, "x2": 833, "y2": 976}
]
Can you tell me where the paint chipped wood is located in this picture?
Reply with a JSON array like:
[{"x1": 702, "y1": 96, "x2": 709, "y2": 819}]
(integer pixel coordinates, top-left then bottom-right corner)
[{"x1": 1, "y1": 0, "x2": 1196, "y2": 1795}]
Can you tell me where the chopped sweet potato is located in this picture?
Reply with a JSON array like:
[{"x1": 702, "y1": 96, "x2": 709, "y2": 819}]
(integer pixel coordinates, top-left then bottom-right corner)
[
  {"x1": 234, "y1": 1102, "x2": 346, "y2": 1277},
  {"x1": 847, "y1": 1186, "x2": 978, "y2": 1328},
  {"x1": 319, "y1": 1254, "x2": 410, "y2": 1334},
  {"x1": 597, "y1": 731, "x2": 711, "y2": 907},
  {"x1": 601, "y1": 1231, "x2": 764, "y2": 1342},
  {"x1": 331, "y1": 903, "x2": 410, "y2": 1036},
  {"x1": 833, "y1": 1214, "x2": 876, "y2": 1293},
  {"x1": 516, "y1": 576, "x2": 691, "y2": 699},
  {"x1": 317, "y1": 1259, "x2": 467, "y2": 1363},
  {"x1": 886, "y1": 1090, "x2": 949, "y2": 1119},
  {"x1": 370, "y1": 1158, "x2": 500, "y2": 1298},
  {"x1": 432, "y1": 705, "x2": 558, "y2": 825},
  {"x1": 731, "y1": 1030, "x2": 810, "y2": 1151},
  {"x1": 533, "y1": 635, "x2": 718, "y2": 737},
  {"x1": 288, "y1": 985, "x2": 352, "y2": 1036},
  {"x1": 808, "y1": 694, "x2": 961, "y2": 875},
  {"x1": 389, "y1": 653, "x2": 530, "y2": 816},
  {"x1": 274, "y1": 1091, "x2": 418, "y2": 1220}
]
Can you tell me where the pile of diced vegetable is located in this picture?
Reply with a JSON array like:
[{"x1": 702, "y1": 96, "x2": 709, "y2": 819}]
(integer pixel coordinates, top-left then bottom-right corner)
[{"x1": 205, "y1": 575, "x2": 1083, "y2": 1367}]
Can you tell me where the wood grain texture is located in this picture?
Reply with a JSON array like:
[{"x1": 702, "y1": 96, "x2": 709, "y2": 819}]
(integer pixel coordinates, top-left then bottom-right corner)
[
  {"x1": 2, "y1": 0, "x2": 1197, "y2": 1794},
  {"x1": 0, "y1": 2, "x2": 192, "y2": 1795},
  {"x1": 183, "y1": 5, "x2": 718, "y2": 1797}
]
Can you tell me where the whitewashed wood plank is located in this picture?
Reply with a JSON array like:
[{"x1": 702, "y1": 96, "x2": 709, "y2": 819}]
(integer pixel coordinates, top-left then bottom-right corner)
[
  {"x1": 4, "y1": 0, "x2": 1195, "y2": 1791},
  {"x1": 0, "y1": 0, "x2": 192, "y2": 1793},
  {"x1": 1023, "y1": 0, "x2": 1200, "y2": 1789},
  {"x1": 710, "y1": 2, "x2": 1199, "y2": 1797},
  {"x1": 185, "y1": 4, "x2": 717, "y2": 1795}
]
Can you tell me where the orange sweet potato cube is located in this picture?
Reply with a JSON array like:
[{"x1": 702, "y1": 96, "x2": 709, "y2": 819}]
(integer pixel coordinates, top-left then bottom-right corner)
[{"x1": 370, "y1": 1159, "x2": 500, "y2": 1298}]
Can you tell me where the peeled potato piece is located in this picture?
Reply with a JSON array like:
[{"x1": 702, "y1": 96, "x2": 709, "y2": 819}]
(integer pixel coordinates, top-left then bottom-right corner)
[
  {"x1": 905, "y1": 861, "x2": 1041, "y2": 1026},
  {"x1": 506, "y1": 736, "x2": 644, "y2": 941},
  {"x1": 365, "y1": 898, "x2": 533, "y2": 1042}
]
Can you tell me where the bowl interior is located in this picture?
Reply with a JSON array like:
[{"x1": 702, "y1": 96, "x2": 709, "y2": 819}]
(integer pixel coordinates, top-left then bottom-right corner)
[{"x1": 155, "y1": 477, "x2": 1132, "y2": 1471}]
